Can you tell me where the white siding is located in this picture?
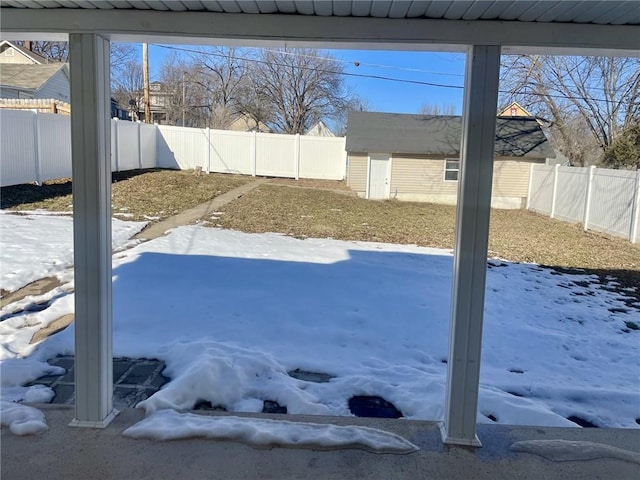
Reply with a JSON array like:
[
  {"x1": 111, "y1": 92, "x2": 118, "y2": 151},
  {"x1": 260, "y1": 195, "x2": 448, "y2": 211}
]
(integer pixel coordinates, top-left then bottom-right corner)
[{"x1": 37, "y1": 69, "x2": 70, "y2": 103}]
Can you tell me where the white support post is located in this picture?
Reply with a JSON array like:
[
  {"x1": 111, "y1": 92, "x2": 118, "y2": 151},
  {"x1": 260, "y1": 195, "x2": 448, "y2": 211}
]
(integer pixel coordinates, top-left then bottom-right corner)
[
  {"x1": 206, "y1": 127, "x2": 211, "y2": 173},
  {"x1": 252, "y1": 130, "x2": 257, "y2": 177},
  {"x1": 113, "y1": 117, "x2": 119, "y2": 173},
  {"x1": 550, "y1": 164, "x2": 560, "y2": 218},
  {"x1": 441, "y1": 45, "x2": 501, "y2": 448},
  {"x1": 137, "y1": 121, "x2": 142, "y2": 170},
  {"x1": 294, "y1": 133, "x2": 301, "y2": 180},
  {"x1": 68, "y1": 33, "x2": 116, "y2": 429},
  {"x1": 630, "y1": 169, "x2": 640, "y2": 243},
  {"x1": 526, "y1": 163, "x2": 534, "y2": 210},
  {"x1": 583, "y1": 165, "x2": 596, "y2": 231},
  {"x1": 33, "y1": 111, "x2": 42, "y2": 185}
]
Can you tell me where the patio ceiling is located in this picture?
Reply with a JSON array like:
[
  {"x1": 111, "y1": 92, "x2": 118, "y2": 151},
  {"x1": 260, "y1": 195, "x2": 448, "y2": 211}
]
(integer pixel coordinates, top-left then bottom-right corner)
[
  {"x1": 2, "y1": 0, "x2": 639, "y2": 25},
  {"x1": 0, "y1": 1, "x2": 639, "y2": 55}
]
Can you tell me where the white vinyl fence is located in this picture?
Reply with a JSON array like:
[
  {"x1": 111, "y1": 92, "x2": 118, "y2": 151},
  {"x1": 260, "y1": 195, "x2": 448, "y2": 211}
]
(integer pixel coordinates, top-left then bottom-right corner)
[
  {"x1": 0, "y1": 109, "x2": 347, "y2": 187},
  {"x1": 528, "y1": 164, "x2": 640, "y2": 243},
  {"x1": 157, "y1": 125, "x2": 346, "y2": 180}
]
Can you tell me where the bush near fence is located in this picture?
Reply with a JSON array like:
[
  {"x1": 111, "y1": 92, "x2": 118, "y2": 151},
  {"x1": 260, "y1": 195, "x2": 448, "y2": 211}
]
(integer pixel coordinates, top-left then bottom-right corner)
[
  {"x1": 0, "y1": 109, "x2": 347, "y2": 187},
  {"x1": 527, "y1": 164, "x2": 640, "y2": 243}
]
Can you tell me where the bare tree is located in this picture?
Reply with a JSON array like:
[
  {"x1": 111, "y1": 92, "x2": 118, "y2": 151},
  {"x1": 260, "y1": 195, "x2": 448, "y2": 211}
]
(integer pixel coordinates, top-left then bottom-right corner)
[
  {"x1": 112, "y1": 59, "x2": 144, "y2": 117},
  {"x1": 419, "y1": 103, "x2": 456, "y2": 115},
  {"x1": 241, "y1": 49, "x2": 354, "y2": 134},
  {"x1": 500, "y1": 55, "x2": 640, "y2": 166}
]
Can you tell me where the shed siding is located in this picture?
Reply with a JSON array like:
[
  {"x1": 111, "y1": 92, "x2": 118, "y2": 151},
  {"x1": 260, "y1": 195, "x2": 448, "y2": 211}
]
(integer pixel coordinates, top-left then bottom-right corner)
[
  {"x1": 37, "y1": 70, "x2": 70, "y2": 103},
  {"x1": 390, "y1": 155, "x2": 458, "y2": 196},
  {"x1": 347, "y1": 153, "x2": 367, "y2": 195},
  {"x1": 492, "y1": 158, "x2": 542, "y2": 197}
]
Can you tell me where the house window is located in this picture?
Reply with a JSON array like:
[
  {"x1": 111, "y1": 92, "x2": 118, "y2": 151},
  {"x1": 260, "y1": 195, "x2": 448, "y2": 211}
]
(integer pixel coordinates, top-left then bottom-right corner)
[{"x1": 444, "y1": 159, "x2": 459, "y2": 181}]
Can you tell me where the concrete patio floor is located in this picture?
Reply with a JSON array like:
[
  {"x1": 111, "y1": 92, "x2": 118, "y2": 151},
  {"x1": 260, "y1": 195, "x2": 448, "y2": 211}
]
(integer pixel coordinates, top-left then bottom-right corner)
[{"x1": 2, "y1": 405, "x2": 639, "y2": 480}]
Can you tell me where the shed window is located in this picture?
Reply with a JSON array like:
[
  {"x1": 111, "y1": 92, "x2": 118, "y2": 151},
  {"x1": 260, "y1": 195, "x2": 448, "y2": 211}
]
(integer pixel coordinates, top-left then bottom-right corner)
[{"x1": 444, "y1": 159, "x2": 459, "y2": 181}]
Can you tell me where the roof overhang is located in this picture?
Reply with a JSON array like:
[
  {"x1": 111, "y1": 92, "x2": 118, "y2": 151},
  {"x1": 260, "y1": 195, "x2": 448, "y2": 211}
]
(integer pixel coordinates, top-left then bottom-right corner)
[{"x1": 0, "y1": 8, "x2": 638, "y2": 56}]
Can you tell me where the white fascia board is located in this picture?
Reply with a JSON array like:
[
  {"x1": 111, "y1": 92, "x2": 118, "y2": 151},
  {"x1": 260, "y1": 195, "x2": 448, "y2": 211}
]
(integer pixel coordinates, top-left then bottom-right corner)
[{"x1": 0, "y1": 9, "x2": 639, "y2": 56}]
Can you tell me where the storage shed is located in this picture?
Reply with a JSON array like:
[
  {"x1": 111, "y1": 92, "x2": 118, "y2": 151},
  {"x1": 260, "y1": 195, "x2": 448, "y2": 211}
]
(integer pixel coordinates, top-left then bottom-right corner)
[{"x1": 346, "y1": 111, "x2": 555, "y2": 208}]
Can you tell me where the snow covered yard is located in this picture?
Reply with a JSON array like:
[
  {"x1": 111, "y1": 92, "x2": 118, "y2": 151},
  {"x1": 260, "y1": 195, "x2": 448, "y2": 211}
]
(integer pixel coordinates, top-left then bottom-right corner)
[{"x1": 1, "y1": 211, "x2": 638, "y2": 433}]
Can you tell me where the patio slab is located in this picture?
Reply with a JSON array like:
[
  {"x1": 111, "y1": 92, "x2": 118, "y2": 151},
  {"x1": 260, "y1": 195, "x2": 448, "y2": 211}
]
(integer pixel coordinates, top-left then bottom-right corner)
[{"x1": 2, "y1": 405, "x2": 638, "y2": 480}]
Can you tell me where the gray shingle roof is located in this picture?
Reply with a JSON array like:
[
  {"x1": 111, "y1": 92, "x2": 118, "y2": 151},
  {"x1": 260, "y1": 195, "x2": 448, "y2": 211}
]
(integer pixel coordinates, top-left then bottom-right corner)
[
  {"x1": 346, "y1": 111, "x2": 555, "y2": 159},
  {"x1": 0, "y1": 63, "x2": 67, "y2": 91}
]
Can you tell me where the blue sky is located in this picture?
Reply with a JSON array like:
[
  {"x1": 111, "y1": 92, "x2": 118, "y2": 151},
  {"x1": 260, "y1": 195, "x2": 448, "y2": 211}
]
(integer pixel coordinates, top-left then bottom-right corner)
[{"x1": 145, "y1": 44, "x2": 466, "y2": 115}]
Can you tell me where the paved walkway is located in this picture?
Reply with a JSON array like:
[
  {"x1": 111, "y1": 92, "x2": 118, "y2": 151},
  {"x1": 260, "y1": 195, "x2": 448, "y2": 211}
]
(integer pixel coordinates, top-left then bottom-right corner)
[{"x1": 134, "y1": 179, "x2": 265, "y2": 240}]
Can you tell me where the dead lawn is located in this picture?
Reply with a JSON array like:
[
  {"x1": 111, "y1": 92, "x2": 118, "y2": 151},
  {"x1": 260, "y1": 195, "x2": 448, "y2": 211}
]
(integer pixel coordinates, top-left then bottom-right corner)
[
  {"x1": 1, "y1": 169, "x2": 254, "y2": 222},
  {"x1": 213, "y1": 184, "x2": 640, "y2": 290}
]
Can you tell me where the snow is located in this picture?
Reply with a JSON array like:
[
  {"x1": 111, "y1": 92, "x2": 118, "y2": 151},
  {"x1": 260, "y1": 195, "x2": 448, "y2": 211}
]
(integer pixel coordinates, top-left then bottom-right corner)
[
  {"x1": 1, "y1": 216, "x2": 639, "y2": 436},
  {"x1": 0, "y1": 400, "x2": 48, "y2": 435},
  {"x1": 0, "y1": 211, "x2": 146, "y2": 292},
  {"x1": 123, "y1": 409, "x2": 419, "y2": 453},
  {"x1": 511, "y1": 440, "x2": 640, "y2": 464}
]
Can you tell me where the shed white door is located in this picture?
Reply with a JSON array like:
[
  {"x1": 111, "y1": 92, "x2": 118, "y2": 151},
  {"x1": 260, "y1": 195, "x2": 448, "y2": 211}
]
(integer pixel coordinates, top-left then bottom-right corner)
[{"x1": 368, "y1": 154, "x2": 391, "y2": 199}]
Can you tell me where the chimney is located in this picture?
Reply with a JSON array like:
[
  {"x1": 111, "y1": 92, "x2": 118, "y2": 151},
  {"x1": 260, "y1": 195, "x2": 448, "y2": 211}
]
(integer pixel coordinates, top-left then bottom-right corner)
[{"x1": 24, "y1": 41, "x2": 32, "y2": 51}]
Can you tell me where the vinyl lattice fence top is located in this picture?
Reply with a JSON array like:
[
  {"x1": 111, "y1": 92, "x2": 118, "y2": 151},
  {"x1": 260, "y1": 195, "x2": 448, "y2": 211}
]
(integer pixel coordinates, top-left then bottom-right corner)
[
  {"x1": 527, "y1": 164, "x2": 640, "y2": 243},
  {"x1": 0, "y1": 109, "x2": 347, "y2": 188}
]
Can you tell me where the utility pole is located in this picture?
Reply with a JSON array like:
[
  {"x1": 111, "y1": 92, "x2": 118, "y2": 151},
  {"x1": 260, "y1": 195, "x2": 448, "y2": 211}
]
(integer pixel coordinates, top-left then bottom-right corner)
[{"x1": 142, "y1": 43, "x2": 151, "y2": 124}]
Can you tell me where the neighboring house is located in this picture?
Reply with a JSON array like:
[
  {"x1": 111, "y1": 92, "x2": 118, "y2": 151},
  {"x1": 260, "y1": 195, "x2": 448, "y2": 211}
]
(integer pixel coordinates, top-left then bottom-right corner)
[
  {"x1": 228, "y1": 113, "x2": 272, "y2": 133},
  {"x1": 306, "y1": 120, "x2": 335, "y2": 137},
  {"x1": 0, "y1": 40, "x2": 51, "y2": 65},
  {"x1": 498, "y1": 101, "x2": 533, "y2": 118},
  {"x1": 0, "y1": 63, "x2": 70, "y2": 103},
  {"x1": 546, "y1": 149, "x2": 571, "y2": 166},
  {"x1": 345, "y1": 111, "x2": 555, "y2": 209}
]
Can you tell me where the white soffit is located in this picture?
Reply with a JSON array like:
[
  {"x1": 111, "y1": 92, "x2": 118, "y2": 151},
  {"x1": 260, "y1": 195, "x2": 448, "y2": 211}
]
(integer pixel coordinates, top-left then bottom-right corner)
[{"x1": 0, "y1": 1, "x2": 639, "y2": 55}]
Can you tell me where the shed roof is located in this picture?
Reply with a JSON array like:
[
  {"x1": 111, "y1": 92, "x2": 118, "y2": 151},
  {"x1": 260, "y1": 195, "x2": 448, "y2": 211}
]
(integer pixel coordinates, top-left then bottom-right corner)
[
  {"x1": 345, "y1": 111, "x2": 555, "y2": 158},
  {"x1": 0, "y1": 63, "x2": 67, "y2": 90}
]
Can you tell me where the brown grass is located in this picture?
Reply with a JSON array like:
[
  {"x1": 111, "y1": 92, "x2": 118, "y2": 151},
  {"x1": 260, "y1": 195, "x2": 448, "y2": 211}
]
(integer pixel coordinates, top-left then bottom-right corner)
[
  {"x1": 265, "y1": 177, "x2": 352, "y2": 191},
  {"x1": 1, "y1": 169, "x2": 254, "y2": 222},
  {"x1": 214, "y1": 184, "x2": 640, "y2": 289}
]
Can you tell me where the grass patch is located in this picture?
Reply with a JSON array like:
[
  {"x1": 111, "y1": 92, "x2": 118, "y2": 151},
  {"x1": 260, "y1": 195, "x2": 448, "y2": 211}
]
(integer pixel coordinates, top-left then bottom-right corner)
[
  {"x1": 214, "y1": 184, "x2": 456, "y2": 247},
  {"x1": 1, "y1": 169, "x2": 254, "y2": 222},
  {"x1": 214, "y1": 184, "x2": 640, "y2": 290}
]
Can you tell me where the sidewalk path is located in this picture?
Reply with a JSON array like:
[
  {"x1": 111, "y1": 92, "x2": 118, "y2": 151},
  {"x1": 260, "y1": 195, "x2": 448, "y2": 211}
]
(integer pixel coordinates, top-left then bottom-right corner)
[{"x1": 134, "y1": 179, "x2": 265, "y2": 241}]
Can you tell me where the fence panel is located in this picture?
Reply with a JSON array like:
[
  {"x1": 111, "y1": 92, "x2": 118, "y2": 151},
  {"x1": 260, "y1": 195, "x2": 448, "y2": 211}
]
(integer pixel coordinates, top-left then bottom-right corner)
[
  {"x1": 0, "y1": 110, "x2": 38, "y2": 186},
  {"x1": 139, "y1": 123, "x2": 157, "y2": 169},
  {"x1": 527, "y1": 165, "x2": 554, "y2": 215},
  {"x1": 115, "y1": 120, "x2": 141, "y2": 171},
  {"x1": 38, "y1": 113, "x2": 72, "y2": 181},
  {"x1": 299, "y1": 136, "x2": 346, "y2": 180},
  {"x1": 255, "y1": 132, "x2": 297, "y2": 177},
  {"x1": 157, "y1": 125, "x2": 208, "y2": 170},
  {"x1": 588, "y1": 169, "x2": 637, "y2": 239},
  {"x1": 209, "y1": 129, "x2": 253, "y2": 175},
  {"x1": 553, "y1": 166, "x2": 588, "y2": 222}
]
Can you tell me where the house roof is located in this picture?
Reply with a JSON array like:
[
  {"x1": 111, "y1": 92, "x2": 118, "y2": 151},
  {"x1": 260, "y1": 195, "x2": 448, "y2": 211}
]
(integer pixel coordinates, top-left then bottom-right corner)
[
  {"x1": 345, "y1": 111, "x2": 555, "y2": 159},
  {"x1": 0, "y1": 40, "x2": 51, "y2": 64},
  {"x1": 0, "y1": 63, "x2": 67, "y2": 91}
]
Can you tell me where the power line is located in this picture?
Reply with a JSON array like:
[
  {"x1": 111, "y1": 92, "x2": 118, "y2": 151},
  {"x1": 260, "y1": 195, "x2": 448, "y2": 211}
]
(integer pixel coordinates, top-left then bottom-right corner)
[{"x1": 153, "y1": 44, "x2": 632, "y2": 105}]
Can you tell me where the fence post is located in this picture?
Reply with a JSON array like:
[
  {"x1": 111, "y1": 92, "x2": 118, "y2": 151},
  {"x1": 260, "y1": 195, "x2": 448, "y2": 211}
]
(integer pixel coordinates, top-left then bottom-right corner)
[
  {"x1": 252, "y1": 131, "x2": 257, "y2": 177},
  {"x1": 137, "y1": 121, "x2": 142, "y2": 170},
  {"x1": 583, "y1": 165, "x2": 596, "y2": 231},
  {"x1": 294, "y1": 133, "x2": 301, "y2": 180},
  {"x1": 550, "y1": 164, "x2": 560, "y2": 218},
  {"x1": 526, "y1": 163, "x2": 534, "y2": 210},
  {"x1": 206, "y1": 127, "x2": 211, "y2": 173},
  {"x1": 630, "y1": 169, "x2": 640, "y2": 243},
  {"x1": 33, "y1": 111, "x2": 42, "y2": 185},
  {"x1": 113, "y1": 117, "x2": 119, "y2": 172}
]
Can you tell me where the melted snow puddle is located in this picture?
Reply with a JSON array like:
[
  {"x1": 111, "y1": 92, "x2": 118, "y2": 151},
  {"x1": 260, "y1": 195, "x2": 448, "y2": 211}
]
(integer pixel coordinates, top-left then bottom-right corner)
[
  {"x1": 511, "y1": 440, "x2": 640, "y2": 464},
  {"x1": 123, "y1": 409, "x2": 419, "y2": 454}
]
